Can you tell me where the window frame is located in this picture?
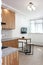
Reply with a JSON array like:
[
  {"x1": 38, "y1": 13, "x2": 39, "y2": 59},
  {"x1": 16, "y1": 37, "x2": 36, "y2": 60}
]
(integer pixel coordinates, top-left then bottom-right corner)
[{"x1": 29, "y1": 18, "x2": 43, "y2": 33}]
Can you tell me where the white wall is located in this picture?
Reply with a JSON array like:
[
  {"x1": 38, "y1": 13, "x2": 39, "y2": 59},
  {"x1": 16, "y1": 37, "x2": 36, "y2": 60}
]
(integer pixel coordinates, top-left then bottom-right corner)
[
  {"x1": 12, "y1": 12, "x2": 29, "y2": 38},
  {"x1": 28, "y1": 33, "x2": 43, "y2": 45}
]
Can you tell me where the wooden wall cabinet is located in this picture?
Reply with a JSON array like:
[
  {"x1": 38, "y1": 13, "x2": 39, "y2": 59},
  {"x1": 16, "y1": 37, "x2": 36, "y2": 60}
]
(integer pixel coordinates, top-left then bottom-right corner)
[
  {"x1": 2, "y1": 8, "x2": 15, "y2": 29},
  {"x1": 2, "y1": 39, "x2": 18, "y2": 48},
  {"x1": 2, "y1": 51, "x2": 19, "y2": 65}
]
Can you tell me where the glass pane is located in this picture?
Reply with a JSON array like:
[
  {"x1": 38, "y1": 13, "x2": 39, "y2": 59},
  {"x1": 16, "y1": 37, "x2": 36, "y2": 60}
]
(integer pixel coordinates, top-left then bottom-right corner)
[
  {"x1": 30, "y1": 24, "x2": 35, "y2": 33},
  {"x1": 35, "y1": 24, "x2": 42, "y2": 33}
]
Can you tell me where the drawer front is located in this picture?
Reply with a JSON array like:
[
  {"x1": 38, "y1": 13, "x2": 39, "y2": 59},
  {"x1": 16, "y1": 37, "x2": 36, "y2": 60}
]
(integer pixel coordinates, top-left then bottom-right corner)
[{"x1": 2, "y1": 39, "x2": 18, "y2": 48}]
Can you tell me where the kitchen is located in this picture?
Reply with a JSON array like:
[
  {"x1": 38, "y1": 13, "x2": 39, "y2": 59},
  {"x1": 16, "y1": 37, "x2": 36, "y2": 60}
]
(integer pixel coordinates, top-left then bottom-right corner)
[{"x1": 1, "y1": 0, "x2": 43, "y2": 65}]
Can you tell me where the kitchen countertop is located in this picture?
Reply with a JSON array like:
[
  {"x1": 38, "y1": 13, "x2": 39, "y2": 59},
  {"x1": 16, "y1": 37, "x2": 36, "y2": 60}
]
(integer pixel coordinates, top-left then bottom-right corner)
[
  {"x1": 2, "y1": 37, "x2": 18, "y2": 42},
  {"x1": 2, "y1": 47, "x2": 19, "y2": 57}
]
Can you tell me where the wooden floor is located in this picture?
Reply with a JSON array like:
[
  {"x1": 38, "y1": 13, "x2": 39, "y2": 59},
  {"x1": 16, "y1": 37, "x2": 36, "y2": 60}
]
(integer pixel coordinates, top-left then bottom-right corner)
[{"x1": 19, "y1": 46, "x2": 43, "y2": 65}]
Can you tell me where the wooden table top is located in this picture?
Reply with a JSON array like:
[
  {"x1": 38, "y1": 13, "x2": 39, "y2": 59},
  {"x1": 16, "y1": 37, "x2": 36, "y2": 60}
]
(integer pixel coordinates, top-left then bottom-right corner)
[{"x1": 18, "y1": 38, "x2": 31, "y2": 40}]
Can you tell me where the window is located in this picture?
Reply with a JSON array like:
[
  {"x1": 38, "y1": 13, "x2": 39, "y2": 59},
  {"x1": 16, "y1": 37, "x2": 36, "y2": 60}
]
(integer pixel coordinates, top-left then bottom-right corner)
[{"x1": 29, "y1": 18, "x2": 43, "y2": 33}]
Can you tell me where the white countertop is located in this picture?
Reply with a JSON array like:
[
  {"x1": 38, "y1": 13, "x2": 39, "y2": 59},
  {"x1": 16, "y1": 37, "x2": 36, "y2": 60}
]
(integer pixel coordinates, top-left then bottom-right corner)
[
  {"x1": 2, "y1": 37, "x2": 18, "y2": 42},
  {"x1": 2, "y1": 47, "x2": 19, "y2": 57}
]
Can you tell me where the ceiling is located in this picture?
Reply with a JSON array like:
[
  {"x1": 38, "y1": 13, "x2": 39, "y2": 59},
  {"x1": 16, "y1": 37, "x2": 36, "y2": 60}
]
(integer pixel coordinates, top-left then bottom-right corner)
[{"x1": 2, "y1": 0, "x2": 43, "y2": 18}]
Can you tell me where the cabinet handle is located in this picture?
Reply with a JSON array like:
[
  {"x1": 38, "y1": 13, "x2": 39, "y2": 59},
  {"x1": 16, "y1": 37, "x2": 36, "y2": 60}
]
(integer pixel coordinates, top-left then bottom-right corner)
[{"x1": 1, "y1": 22, "x2": 6, "y2": 25}]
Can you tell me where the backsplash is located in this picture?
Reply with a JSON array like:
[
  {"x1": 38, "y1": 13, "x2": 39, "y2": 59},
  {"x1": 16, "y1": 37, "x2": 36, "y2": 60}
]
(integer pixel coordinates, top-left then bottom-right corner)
[{"x1": 2, "y1": 30, "x2": 13, "y2": 39}]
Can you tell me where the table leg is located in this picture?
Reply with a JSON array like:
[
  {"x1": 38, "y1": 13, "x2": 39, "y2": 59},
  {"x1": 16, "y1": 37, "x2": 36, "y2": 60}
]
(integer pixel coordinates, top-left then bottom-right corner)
[
  {"x1": 22, "y1": 42, "x2": 23, "y2": 51},
  {"x1": 30, "y1": 39, "x2": 31, "y2": 43}
]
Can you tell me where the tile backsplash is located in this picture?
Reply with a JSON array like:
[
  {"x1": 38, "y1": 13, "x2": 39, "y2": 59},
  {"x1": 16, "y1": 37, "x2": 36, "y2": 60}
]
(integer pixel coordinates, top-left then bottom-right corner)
[{"x1": 2, "y1": 30, "x2": 13, "y2": 39}]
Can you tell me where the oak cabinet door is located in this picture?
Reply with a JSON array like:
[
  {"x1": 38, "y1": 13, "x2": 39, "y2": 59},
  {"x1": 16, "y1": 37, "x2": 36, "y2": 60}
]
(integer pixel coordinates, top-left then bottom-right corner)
[
  {"x1": 10, "y1": 52, "x2": 19, "y2": 65},
  {"x1": 2, "y1": 8, "x2": 15, "y2": 29},
  {"x1": 2, "y1": 57, "x2": 5, "y2": 65},
  {"x1": 2, "y1": 51, "x2": 19, "y2": 65},
  {"x1": 2, "y1": 9, "x2": 7, "y2": 29}
]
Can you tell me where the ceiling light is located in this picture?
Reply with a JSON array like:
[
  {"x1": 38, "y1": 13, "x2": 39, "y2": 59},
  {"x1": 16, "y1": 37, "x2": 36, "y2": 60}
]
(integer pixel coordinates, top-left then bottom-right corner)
[
  {"x1": 27, "y1": 2, "x2": 36, "y2": 11},
  {"x1": 27, "y1": 6, "x2": 32, "y2": 11},
  {"x1": 32, "y1": 5, "x2": 36, "y2": 10}
]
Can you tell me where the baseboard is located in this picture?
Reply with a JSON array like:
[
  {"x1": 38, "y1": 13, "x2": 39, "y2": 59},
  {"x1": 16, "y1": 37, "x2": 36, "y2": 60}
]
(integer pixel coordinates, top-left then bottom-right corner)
[
  {"x1": 33, "y1": 44, "x2": 43, "y2": 47},
  {"x1": 32, "y1": 42, "x2": 43, "y2": 47}
]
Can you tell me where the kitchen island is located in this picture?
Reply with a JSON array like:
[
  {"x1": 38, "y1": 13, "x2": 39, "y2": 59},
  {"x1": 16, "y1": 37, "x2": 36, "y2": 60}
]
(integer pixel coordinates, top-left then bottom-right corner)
[
  {"x1": 2, "y1": 47, "x2": 19, "y2": 65},
  {"x1": 2, "y1": 38, "x2": 18, "y2": 48}
]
